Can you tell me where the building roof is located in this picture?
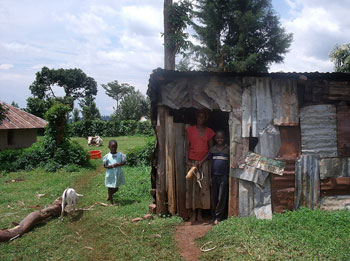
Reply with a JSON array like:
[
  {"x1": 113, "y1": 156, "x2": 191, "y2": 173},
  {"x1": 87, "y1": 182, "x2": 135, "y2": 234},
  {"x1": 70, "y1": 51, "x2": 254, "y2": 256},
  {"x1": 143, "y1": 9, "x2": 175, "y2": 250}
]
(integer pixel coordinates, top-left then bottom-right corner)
[
  {"x1": 147, "y1": 68, "x2": 350, "y2": 103},
  {"x1": 0, "y1": 101, "x2": 47, "y2": 130}
]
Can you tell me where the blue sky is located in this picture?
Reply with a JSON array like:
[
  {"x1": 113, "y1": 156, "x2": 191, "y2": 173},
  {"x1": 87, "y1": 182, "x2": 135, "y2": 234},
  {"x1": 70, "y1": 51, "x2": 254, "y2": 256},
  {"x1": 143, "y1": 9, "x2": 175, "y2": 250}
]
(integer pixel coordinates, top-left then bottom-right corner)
[{"x1": 1, "y1": 0, "x2": 349, "y2": 115}]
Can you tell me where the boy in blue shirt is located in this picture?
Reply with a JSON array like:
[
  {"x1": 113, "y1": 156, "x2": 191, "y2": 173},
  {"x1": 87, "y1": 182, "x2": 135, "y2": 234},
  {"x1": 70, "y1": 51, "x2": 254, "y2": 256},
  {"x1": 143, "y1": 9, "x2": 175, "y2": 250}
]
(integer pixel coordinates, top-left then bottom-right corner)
[{"x1": 209, "y1": 131, "x2": 229, "y2": 224}]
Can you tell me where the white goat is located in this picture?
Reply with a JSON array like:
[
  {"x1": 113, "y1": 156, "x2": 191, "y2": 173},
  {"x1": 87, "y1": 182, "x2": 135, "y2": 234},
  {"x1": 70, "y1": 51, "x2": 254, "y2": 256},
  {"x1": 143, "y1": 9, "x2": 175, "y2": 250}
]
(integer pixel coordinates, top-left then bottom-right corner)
[{"x1": 60, "y1": 188, "x2": 83, "y2": 220}]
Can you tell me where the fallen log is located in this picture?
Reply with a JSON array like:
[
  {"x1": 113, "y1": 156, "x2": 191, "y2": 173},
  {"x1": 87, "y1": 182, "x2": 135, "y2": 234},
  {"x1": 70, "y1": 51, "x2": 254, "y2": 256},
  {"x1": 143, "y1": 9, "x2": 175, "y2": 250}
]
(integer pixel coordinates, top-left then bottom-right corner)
[{"x1": 0, "y1": 197, "x2": 62, "y2": 243}]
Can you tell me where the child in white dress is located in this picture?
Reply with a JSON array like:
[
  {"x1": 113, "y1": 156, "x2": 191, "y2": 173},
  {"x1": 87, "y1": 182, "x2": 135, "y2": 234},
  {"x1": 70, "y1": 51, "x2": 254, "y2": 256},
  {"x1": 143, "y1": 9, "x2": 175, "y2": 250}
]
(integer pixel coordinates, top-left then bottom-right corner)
[{"x1": 103, "y1": 140, "x2": 126, "y2": 205}]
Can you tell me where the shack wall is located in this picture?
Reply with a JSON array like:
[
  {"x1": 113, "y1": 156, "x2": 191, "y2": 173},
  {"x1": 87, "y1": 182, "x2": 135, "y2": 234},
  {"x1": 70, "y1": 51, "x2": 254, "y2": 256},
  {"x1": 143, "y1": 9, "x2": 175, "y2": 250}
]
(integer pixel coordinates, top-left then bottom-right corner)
[
  {"x1": 0, "y1": 129, "x2": 38, "y2": 150},
  {"x1": 147, "y1": 70, "x2": 350, "y2": 218}
]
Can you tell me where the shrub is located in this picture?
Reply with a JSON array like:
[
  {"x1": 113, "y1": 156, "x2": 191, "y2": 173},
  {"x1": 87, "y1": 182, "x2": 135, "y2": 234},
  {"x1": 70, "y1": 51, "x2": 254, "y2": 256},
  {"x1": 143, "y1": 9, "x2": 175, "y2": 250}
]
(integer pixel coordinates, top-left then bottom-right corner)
[
  {"x1": 0, "y1": 148, "x2": 23, "y2": 172},
  {"x1": 68, "y1": 119, "x2": 154, "y2": 137},
  {"x1": 0, "y1": 103, "x2": 90, "y2": 173},
  {"x1": 127, "y1": 137, "x2": 155, "y2": 166}
]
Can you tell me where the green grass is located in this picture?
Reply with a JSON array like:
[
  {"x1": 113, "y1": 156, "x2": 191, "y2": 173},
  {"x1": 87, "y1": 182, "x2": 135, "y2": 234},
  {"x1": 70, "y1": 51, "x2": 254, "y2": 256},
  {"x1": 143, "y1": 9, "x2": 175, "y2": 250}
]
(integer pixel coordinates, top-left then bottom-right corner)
[
  {"x1": 0, "y1": 136, "x2": 182, "y2": 261},
  {"x1": 198, "y1": 208, "x2": 350, "y2": 260},
  {"x1": 2, "y1": 136, "x2": 350, "y2": 260}
]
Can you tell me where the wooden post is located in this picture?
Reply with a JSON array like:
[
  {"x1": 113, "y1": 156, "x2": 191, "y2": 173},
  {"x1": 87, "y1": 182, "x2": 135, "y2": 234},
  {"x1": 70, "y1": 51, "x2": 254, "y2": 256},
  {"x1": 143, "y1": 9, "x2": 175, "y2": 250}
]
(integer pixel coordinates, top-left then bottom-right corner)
[
  {"x1": 164, "y1": 0, "x2": 175, "y2": 70},
  {"x1": 228, "y1": 176, "x2": 239, "y2": 217},
  {"x1": 166, "y1": 113, "x2": 176, "y2": 215},
  {"x1": 156, "y1": 106, "x2": 167, "y2": 215},
  {"x1": 174, "y1": 123, "x2": 188, "y2": 219}
]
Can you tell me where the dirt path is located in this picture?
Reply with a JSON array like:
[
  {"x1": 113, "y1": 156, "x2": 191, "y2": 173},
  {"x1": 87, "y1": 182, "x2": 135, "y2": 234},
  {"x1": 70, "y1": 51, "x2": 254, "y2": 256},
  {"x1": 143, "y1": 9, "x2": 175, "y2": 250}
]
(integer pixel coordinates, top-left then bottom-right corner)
[{"x1": 174, "y1": 222, "x2": 212, "y2": 261}]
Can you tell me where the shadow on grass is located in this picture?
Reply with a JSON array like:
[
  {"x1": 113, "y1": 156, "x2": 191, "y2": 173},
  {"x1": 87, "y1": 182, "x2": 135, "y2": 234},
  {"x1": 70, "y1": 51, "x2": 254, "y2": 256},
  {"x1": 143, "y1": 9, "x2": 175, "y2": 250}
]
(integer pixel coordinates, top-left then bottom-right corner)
[
  {"x1": 70, "y1": 210, "x2": 85, "y2": 222},
  {"x1": 114, "y1": 199, "x2": 138, "y2": 206}
]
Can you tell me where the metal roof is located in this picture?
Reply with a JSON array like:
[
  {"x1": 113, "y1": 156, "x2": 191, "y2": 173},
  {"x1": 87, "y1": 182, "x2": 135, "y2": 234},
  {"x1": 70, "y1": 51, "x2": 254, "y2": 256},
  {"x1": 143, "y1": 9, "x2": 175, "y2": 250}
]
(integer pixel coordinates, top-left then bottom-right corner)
[{"x1": 0, "y1": 101, "x2": 47, "y2": 130}]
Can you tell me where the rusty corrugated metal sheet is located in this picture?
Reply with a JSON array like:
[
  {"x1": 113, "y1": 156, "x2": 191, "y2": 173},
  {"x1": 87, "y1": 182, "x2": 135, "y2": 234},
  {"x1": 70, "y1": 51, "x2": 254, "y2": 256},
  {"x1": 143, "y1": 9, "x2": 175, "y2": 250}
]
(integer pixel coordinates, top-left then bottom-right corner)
[
  {"x1": 278, "y1": 126, "x2": 301, "y2": 160},
  {"x1": 295, "y1": 155, "x2": 320, "y2": 209},
  {"x1": 300, "y1": 104, "x2": 337, "y2": 158},
  {"x1": 271, "y1": 79, "x2": 299, "y2": 126},
  {"x1": 271, "y1": 160, "x2": 296, "y2": 213},
  {"x1": 320, "y1": 177, "x2": 350, "y2": 196},
  {"x1": 229, "y1": 111, "x2": 248, "y2": 168},
  {"x1": 337, "y1": 106, "x2": 350, "y2": 157},
  {"x1": 270, "y1": 127, "x2": 300, "y2": 213},
  {"x1": 328, "y1": 81, "x2": 350, "y2": 101},
  {"x1": 0, "y1": 102, "x2": 47, "y2": 129}
]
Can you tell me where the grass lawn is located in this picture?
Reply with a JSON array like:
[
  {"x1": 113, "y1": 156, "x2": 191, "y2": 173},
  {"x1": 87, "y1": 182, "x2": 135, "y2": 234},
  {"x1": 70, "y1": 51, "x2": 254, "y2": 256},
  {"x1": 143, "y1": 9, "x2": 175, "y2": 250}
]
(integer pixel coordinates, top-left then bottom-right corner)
[
  {"x1": 0, "y1": 136, "x2": 182, "y2": 260},
  {"x1": 198, "y1": 208, "x2": 350, "y2": 260},
  {"x1": 2, "y1": 136, "x2": 350, "y2": 260}
]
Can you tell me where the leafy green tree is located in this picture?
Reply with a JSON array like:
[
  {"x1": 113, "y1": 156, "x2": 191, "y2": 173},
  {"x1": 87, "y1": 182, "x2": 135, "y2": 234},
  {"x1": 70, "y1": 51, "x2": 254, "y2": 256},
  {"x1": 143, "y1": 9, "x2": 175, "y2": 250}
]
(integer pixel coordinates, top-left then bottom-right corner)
[
  {"x1": 102, "y1": 80, "x2": 133, "y2": 112},
  {"x1": 25, "y1": 97, "x2": 53, "y2": 118},
  {"x1": 29, "y1": 66, "x2": 97, "y2": 110},
  {"x1": 330, "y1": 43, "x2": 350, "y2": 73},
  {"x1": 72, "y1": 108, "x2": 80, "y2": 123},
  {"x1": 0, "y1": 103, "x2": 9, "y2": 124},
  {"x1": 118, "y1": 90, "x2": 150, "y2": 121},
  {"x1": 80, "y1": 97, "x2": 101, "y2": 121},
  {"x1": 183, "y1": 0, "x2": 292, "y2": 72}
]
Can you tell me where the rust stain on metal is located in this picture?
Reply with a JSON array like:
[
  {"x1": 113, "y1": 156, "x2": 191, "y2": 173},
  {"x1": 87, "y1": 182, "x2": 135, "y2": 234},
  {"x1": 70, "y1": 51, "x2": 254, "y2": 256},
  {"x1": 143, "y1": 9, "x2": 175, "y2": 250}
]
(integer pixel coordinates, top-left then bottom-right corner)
[
  {"x1": 320, "y1": 177, "x2": 350, "y2": 196},
  {"x1": 0, "y1": 102, "x2": 47, "y2": 130},
  {"x1": 278, "y1": 126, "x2": 301, "y2": 160},
  {"x1": 337, "y1": 105, "x2": 350, "y2": 157},
  {"x1": 245, "y1": 152, "x2": 286, "y2": 175},
  {"x1": 271, "y1": 79, "x2": 299, "y2": 126},
  {"x1": 271, "y1": 160, "x2": 295, "y2": 213}
]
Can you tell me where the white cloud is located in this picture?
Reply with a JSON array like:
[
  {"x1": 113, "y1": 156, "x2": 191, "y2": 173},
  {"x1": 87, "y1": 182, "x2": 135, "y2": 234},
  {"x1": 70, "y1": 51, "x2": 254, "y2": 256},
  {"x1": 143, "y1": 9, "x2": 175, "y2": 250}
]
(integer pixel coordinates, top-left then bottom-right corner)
[
  {"x1": 0, "y1": 63, "x2": 13, "y2": 70},
  {"x1": 271, "y1": 0, "x2": 350, "y2": 72}
]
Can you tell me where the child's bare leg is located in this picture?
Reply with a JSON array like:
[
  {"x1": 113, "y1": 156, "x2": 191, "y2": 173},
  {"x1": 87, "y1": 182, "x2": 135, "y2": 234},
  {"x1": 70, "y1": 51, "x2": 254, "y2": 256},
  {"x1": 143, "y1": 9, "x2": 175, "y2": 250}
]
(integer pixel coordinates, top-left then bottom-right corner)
[{"x1": 107, "y1": 188, "x2": 114, "y2": 204}]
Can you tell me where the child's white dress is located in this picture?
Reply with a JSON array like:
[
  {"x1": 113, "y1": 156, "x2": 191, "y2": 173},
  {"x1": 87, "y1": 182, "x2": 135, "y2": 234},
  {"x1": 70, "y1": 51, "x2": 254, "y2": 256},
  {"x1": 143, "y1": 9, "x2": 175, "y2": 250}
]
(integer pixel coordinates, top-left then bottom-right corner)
[{"x1": 102, "y1": 152, "x2": 126, "y2": 188}]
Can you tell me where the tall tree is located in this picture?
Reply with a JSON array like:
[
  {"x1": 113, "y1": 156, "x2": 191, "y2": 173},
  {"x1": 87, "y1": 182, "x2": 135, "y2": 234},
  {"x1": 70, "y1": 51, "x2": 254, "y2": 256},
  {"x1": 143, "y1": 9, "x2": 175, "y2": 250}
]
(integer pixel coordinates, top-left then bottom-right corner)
[
  {"x1": 25, "y1": 97, "x2": 53, "y2": 119},
  {"x1": 163, "y1": 0, "x2": 193, "y2": 70},
  {"x1": 29, "y1": 67, "x2": 97, "y2": 109},
  {"x1": 102, "y1": 80, "x2": 133, "y2": 112},
  {"x1": 118, "y1": 90, "x2": 150, "y2": 121},
  {"x1": 72, "y1": 108, "x2": 80, "y2": 123},
  {"x1": 330, "y1": 43, "x2": 350, "y2": 73},
  {"x1": 79, "y1": 97, "x2": 101, "y2": 121},
  {"x1": 186, "y1": 0, "x2": 292, "y2": 72}
]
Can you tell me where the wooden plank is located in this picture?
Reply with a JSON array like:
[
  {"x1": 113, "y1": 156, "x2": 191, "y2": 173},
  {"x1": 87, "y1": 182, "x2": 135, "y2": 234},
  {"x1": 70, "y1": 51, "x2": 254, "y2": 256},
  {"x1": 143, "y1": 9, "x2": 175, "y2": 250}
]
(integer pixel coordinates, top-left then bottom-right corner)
[
  {"x1": 156, "y1": 106, "x2": 167, "y2": 215},
  {"x1": 174, "y1": 123, "x2": 188, "y2": 218},
  {"x1": 166, "y1": 114, "x2": 176, "y2": 215},
  {"x1": 228, "y1": 176, "x2": 239, "y2": 217}
]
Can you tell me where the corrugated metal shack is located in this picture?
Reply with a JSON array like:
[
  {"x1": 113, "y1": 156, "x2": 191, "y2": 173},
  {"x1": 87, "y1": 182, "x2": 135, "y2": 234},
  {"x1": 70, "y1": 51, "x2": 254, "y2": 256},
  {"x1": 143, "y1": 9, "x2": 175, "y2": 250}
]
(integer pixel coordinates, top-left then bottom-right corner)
[{"x1": 147, "y1": 68, "x2": 350, "y2": 219}]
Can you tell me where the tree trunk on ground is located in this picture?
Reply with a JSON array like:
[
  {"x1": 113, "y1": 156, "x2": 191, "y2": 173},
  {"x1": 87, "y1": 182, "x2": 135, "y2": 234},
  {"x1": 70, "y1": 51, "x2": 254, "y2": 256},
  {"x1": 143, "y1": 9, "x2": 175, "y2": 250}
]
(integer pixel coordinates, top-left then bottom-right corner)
[
  {"x1": 0, "y1": 197, "x2": 62, "y2": 243},
  {"x1": 164, "y1": 0, "x2": 175, "y2": 70}
]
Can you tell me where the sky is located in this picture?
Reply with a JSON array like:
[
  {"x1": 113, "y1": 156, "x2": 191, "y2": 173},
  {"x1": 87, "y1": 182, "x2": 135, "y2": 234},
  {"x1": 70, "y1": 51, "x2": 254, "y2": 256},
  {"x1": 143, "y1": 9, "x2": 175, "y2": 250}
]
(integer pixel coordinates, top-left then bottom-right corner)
[{"x1": 1, "y1": 0, "x2": 349, "y2": 116}]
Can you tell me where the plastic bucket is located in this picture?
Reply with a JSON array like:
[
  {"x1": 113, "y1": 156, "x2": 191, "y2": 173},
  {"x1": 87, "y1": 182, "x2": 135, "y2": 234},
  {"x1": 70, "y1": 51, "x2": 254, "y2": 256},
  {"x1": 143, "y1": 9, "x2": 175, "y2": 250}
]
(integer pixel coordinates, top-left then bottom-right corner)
[{"x1": 89, "y1": 150, "x2": 102, "y2": 159}]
